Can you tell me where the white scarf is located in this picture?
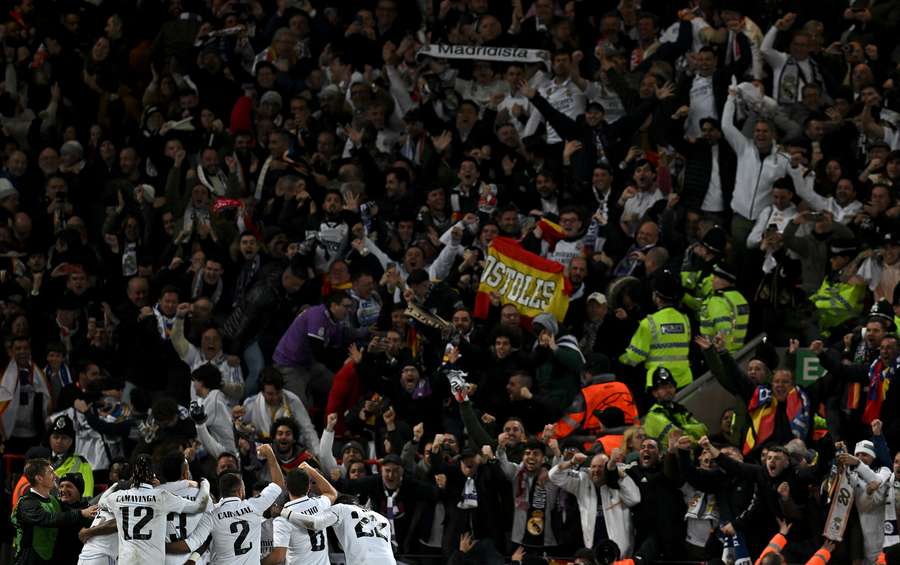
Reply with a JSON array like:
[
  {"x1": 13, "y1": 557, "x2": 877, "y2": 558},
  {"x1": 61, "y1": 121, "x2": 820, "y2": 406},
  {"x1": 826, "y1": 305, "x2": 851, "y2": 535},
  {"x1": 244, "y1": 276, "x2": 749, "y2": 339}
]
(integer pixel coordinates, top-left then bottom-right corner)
[
  {"x1": 416, "y1": 44, "x2": 551, "y2": 69},
  {"x1": 250, "y1": 392, "x2": 292, "y2": 439},
  {"x1": 0, "y1": 361, "x2": 49, "y2": 437},
  {"x1": 192, "y1": 269, "x2": 223, "y2": 305},
  {"x1": 254, "y1": 155, "x2": 274, "y2": 201},
  {"x1": 823, "y1": 464, "x2": 855, "y2": 541},
  {"x1": 196, "y1": 165, "x2": 228, "y2": 197},
  {"x1": 153, "y1": 304, "x2": 176, "y2": 340},
  {"x1": 458, "y1": 476, "x2": 478, "y2": 509},
  {"x1": 884, "y1": 474, "x2": 899, "y2": 547},
  {"x1": 684, "y1": 484, "x2": 718, "y2": 521}
]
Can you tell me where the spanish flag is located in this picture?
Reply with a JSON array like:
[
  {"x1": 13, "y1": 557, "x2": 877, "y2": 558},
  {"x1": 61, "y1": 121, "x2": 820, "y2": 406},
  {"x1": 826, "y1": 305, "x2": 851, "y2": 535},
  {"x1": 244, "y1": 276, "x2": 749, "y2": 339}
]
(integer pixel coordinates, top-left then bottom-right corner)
[
  {"x1": 474, "y1": 237, "x2": 572, "y2": 322},
  {"x1": 536, "y1": 217, "x2": 566, "y2": 247}
]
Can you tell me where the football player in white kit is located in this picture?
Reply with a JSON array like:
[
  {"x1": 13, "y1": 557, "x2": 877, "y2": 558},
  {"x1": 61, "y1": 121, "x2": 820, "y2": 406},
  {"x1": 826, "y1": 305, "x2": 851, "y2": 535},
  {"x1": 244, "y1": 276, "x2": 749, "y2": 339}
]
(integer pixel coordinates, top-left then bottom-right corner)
[
  {"x1": 280, "y1": 494, "x2": 397, "y2": 565},
  {"x1": 265, "y1": 461, "x2": 337, "y2": 565},
  {"x1": 167, "y1": 443, "x2": 284, "y2": 565},
  {"x1": 77, "y1": 482, "x2": 121, "y2": 565},
  {"x1": 106, "y1": 454, "x2": 210, "y2": 565},
  {"x1": 156, "y1": 452, "x2": 214, "y2": 565}
]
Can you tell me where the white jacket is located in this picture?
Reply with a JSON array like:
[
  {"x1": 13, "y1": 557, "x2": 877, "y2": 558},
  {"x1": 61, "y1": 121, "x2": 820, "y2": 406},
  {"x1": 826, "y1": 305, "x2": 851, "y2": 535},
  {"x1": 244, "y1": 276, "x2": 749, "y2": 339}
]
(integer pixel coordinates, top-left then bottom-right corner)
[
  {"x1": 548, "y1": 463, "x2": 641, "y2": 556},
  {"x1": 852, "y1": 462, "x2": 893, "y2": 564},
  {"x1": 722, "y1": 94, "x2": 791, "y2": 220}
]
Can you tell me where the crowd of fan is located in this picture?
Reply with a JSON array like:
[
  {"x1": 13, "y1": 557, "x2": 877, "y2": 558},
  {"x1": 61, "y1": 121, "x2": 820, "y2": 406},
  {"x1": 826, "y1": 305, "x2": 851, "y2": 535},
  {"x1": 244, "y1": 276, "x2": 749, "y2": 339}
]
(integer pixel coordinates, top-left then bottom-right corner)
[{"x1": 5, "y1": 0, "x2": 900, "y2": 563}]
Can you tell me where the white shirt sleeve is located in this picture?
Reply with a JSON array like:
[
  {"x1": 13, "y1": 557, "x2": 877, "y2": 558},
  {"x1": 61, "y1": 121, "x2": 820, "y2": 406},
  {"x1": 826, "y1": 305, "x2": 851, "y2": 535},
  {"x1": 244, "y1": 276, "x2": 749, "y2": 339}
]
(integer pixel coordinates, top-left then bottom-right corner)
[
  {"x1": 272, "y1": 516, "x2": 292, "y2": 548},
  {"x1": 282, "y1": 507, "x2": 340, "y2": 530}
]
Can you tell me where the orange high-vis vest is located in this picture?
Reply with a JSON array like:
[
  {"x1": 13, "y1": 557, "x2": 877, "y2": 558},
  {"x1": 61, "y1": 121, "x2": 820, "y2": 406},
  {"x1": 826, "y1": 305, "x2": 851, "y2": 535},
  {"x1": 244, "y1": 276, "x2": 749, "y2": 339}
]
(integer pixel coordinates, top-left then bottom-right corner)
[
  {"x1": 555, "y1": 379, "x2": 638, "y2": 439},
  {"x1": 877, "y1": 552, "x2": 886, "y2": 565},
  {"x1": 756, "y1": 533, "x2": 787, "y2": 565},
  {"x1": 806, "y1": 548, "x2": 831, "y2": 565}
]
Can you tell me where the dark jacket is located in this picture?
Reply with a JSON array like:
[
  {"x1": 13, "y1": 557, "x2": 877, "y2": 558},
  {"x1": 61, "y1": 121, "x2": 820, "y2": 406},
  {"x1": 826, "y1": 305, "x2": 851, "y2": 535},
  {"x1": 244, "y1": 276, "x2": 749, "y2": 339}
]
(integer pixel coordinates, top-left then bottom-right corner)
[
  {"x1": 13, "y1": 490, "x2": 84, "y2": 565},
  {"x1": 615, "y1": 453, "x2": 685, "y2": 559},
  {"x1": 666, "y1": 124, "x2": 737, "y2": 212},
  {"x1": 222, "y1": 265, "x2": 295, "y2": 351},
  {"x1": 529, "y1": 91, "x2": 654, "y2": 185},
  {"x1": 715, "y1": 437, "x2": 834, "y2": 542},
  {"x1": 431, "y1": 453, "x2": 510, "y2": 554}
]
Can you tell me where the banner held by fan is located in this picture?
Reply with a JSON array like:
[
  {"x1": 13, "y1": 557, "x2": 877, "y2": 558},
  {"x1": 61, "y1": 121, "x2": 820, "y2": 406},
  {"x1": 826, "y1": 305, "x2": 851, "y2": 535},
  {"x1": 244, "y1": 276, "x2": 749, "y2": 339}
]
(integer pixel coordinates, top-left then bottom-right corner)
[
  {"x1": 474, "y1": 237, "x2": 571, "y2": 322},
  {"x1": 417, "y1": 44, "x2": 551, "y2": 69}
]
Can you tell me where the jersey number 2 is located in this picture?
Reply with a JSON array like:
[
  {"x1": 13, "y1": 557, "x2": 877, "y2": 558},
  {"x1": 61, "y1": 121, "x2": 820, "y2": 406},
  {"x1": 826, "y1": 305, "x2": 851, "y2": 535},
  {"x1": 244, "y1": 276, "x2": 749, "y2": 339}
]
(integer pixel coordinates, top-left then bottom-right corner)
[
  {"x1": 122, "y1": 506, "x2": 153, "y2": 540},
  {"x1": 230, "y1": 520, "x2": 252, "y2": 555}
]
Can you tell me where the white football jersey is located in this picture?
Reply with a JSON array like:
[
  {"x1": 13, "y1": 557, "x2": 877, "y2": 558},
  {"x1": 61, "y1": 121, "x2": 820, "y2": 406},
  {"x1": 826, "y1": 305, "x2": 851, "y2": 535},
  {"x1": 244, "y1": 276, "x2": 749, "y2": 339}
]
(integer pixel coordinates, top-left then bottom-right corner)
[
  {"x1": 79, "y1": 484, "x2": 120, "y2": 562},
  {"x1": 107, "y1": 481, "x2": 210, "y2": 565},
  {"x1": 260, "y1": 517, "x2": 274, "y2": 559},
  {"x1": 159, "y1": 480, "x2": 214, "y2": 565},
  {"x1": 282, "y1": 503, "x2": 395, "y2": 565},
  {"x1": 272, "y1": 495, "x2": 332, "y2": 564},
  {"x1": 208, "y1": 482, "x2": 282, "y2": 565}
]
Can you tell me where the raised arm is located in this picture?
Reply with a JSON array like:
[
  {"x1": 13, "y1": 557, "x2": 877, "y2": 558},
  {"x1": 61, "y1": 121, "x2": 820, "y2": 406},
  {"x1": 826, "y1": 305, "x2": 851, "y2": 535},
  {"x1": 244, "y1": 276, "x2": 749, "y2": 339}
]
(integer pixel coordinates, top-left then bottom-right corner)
[
  {"x1": 721, "y1": 93, "x2": 748, "y2": 152},
  {"x1": 760, "y1": 24, "x2": 788, "y2": 70},
  {"x1": 258, "y1": 443, "x2": 285, "y2": 491},
  {"x1": 299, "y1": 461, "x2": 338, "y2": 504}
]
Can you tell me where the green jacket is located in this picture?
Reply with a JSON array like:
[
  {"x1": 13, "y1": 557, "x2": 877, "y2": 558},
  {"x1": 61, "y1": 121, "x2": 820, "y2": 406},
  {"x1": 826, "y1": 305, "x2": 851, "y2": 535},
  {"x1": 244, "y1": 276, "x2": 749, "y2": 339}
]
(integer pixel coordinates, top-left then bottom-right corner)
[
  {"x1": 12, "y1": 490, "x2": 82, "y2": 565},
  {"x1": 643, "y1": 401, "x2": 708, "y2": 450},
  {"x1": 534, "y1": 340, "x2": 584, "y2": 412}
]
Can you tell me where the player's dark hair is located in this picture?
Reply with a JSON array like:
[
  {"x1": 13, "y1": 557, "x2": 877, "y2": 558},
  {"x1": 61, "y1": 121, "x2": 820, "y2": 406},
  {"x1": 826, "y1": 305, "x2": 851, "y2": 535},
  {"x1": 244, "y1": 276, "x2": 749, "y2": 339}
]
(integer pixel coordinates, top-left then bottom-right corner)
[
  {"x1": 285, "y1": 468, "x2": 311, "y2": 497},
  {"x1": 131, "y1": 454, "x2": 156, "y2": 487},
  {"x1": 218, "y1": 472, "x2": 244, "y2": 497},
  {"x1": 160, "y1": 452, "x2": 186, "y2": 483}
]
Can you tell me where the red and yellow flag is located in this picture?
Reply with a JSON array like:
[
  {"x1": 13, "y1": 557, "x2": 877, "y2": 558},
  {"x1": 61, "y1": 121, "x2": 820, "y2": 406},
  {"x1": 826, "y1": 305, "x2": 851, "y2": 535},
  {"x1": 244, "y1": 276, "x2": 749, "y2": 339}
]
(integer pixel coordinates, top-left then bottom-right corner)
[{"x1": 474, "y1": 237, "x2": 572, "y2": 322}]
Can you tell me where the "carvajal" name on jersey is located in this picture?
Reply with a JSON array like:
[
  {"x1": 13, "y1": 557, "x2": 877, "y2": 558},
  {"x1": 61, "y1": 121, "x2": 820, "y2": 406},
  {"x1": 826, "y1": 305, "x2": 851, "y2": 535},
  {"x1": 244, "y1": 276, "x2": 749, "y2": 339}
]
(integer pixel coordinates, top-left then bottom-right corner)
[{"x1": 216, "y1": 507, "x2": 254, "y2": 520}]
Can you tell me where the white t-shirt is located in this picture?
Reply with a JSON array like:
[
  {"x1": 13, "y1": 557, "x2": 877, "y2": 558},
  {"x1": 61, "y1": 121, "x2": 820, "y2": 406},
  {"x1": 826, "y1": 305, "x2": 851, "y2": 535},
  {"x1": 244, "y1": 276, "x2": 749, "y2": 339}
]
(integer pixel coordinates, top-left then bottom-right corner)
[
  {"x1": 198, "y1": 389, "x2": 235, "y2": 451},
  {"x1": 208, "y1": 482, "x2": 282, "y2": 565},
  {"x1": 159, "y1": 480, "x2": 214, "y2": 565},
  {"x1": 282, "y1": 503, "x2": 396, "y2": 565},
  {"x1": 272, "y1": 495, "x2": 332, "y2": 564},
  {"x1": 107, "y1": 481, "x2": 210, "y2": 565},
  {"x1": 79, "y1": 484, "x2": 120, "y2": 561}
]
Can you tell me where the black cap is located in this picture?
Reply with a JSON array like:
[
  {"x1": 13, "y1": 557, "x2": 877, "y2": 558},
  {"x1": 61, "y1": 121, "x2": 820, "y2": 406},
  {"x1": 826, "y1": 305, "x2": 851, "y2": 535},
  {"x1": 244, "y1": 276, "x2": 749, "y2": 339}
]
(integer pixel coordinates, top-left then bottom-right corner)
[
  {"x1": 382, "y1": 453, "x2": 403, "y2": 466},
  {"x1": 651, "y1": 366, "x2": 676, "y2": 389},
  {"x1": 829, "y1": 238, "x2": 858, "y2": 257},
  {"x1": 701, "y1": 225, "x2": 727, "y2": 255},
  {"x1": 459, "y1": 446, "x2": 479, "y2": 459},
  {"x1": 652, "y1": 270, "x2": 682, "y2": 302},
  {"x1": 586, "y1": 101, "x2": 605, "y2": 113},
  {"x1": 50, "y1": 414, "x2": 75, "y2": 439},
  {"x1": 884, "y1": 230, "x2": 900, "y2": 246},
  {"x1": 712, "y1": 263, "x2": 737, "y2": 284},
  {"x1": 342, "y1": 440, "x2": 365, "y2": 455},
  {"x1": 60, "y1": 472, "x2": 85, "y2": 495}
]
